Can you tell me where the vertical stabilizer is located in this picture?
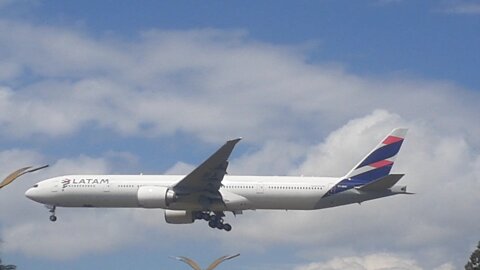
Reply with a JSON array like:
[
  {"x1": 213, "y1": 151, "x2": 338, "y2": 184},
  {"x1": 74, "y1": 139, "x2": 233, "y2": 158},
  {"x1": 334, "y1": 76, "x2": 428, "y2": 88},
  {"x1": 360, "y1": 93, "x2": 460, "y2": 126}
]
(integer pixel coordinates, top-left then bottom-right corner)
[
  {"x1": 322, "y1": 128, "x2": 408, "y2": 198},
  {"x1": 344, "y1": 128, "x2": 408, "y2": 183}
]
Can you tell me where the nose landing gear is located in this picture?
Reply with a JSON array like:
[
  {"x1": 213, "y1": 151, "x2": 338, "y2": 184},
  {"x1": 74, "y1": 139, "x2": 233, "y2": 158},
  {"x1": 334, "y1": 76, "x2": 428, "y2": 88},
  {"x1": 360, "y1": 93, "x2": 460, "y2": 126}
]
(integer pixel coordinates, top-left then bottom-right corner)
[{"x1": 45, "y1": 205, "x2": 57, "y2": 222}]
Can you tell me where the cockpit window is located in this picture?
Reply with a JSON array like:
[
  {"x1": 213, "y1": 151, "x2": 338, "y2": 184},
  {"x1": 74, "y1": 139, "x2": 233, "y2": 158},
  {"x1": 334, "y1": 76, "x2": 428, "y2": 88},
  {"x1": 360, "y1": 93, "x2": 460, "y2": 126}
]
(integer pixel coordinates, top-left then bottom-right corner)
[{"x1": 33, "y1": 184, "x2": 38, "y2": 188}]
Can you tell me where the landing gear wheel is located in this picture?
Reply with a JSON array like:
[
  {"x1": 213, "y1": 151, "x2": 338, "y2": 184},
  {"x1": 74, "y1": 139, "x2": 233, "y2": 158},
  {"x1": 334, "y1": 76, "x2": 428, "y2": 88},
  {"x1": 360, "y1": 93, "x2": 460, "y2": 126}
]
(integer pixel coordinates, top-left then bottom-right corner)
[
  {"x1": 194, "y1": 212, "x2": 203, "y2": 220},
  {"x1": 46, "y1": 205, "x2": 57, "y2": 222},
  {"x1": 202, "y1": 212, "x2": 211, "y2": 221},
  {"x1": 205, "y1": 212, "x2": 231, "y2": 231},
  {"x1": 223, "y1": 223, "x2": 232, "y2": 231},
  {"x1": 208, "y1": 220, "x2": 216, "y2": 228}
]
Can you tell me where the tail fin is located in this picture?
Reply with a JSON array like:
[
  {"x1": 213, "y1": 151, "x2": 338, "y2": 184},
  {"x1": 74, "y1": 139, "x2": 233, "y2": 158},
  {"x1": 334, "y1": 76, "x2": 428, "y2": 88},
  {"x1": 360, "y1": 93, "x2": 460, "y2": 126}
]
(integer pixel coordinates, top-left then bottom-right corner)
[{"x1": 344, "y1": 128, "x2": 407, "y2": 184}]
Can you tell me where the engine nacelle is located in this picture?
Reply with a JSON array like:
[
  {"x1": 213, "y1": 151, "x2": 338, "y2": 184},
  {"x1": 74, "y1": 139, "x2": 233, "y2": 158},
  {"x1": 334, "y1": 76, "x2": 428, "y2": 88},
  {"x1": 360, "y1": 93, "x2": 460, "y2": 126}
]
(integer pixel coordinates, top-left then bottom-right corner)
[
  {"x1": 164, "y1": 210, "x2": 194, "y2": 224},
  {"x1": 137, "y1": 186, "x2": 176, "y2": 208}
]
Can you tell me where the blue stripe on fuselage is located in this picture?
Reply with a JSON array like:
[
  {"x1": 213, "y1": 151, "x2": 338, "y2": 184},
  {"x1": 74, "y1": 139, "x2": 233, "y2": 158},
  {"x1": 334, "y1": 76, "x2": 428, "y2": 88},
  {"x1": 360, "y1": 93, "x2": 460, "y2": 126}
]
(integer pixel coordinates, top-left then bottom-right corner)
[
  {"x1": 322, "y1": 178, "x2": 356, "y2": 197},
  {"x1": 322, "y1": 165, "x2": 393, "y2": 197}
]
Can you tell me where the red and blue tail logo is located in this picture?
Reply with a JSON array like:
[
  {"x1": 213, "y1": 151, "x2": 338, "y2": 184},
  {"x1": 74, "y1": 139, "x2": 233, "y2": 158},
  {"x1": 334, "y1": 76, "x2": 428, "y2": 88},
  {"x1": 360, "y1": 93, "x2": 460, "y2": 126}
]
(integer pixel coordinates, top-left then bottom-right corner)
[
  {"x1": 346, "y1": 128, "x2": 407, "y2": 182},
  {"x1": 323, "y1": 128, "x2": 407, "y2": 197}
]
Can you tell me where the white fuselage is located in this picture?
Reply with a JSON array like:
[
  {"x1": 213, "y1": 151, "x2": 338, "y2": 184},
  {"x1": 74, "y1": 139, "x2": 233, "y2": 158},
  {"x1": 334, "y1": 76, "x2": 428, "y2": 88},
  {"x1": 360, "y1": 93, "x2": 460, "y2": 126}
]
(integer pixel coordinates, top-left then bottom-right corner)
[
  {"x1": 22, "y1": 130, "x2": 409, "y2": 230},
  {"x1": 25, "y1": 174, "x2": 403, "y2": 212}
]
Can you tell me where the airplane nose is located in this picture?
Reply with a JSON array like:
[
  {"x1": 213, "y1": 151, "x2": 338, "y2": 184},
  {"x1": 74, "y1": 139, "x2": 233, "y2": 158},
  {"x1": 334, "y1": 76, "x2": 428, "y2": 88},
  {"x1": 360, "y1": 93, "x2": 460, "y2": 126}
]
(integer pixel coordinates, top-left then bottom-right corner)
[
  {"x1": 25, "y1": 184, "x2": 51, "y2": 204},
  {"x1": 25, "y1": 187, "x2": 39, "y2": 201},
  {"x1": 25, "y1": 188, "x2": 34, "y2": 199}
]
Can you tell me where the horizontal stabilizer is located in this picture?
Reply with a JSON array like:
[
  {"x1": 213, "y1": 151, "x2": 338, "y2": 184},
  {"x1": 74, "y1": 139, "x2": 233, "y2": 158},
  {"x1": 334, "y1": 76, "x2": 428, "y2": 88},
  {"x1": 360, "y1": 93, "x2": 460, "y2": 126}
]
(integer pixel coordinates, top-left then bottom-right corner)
[{"x1": 356, "y1": 174, "x2": 404, "y2": 192}]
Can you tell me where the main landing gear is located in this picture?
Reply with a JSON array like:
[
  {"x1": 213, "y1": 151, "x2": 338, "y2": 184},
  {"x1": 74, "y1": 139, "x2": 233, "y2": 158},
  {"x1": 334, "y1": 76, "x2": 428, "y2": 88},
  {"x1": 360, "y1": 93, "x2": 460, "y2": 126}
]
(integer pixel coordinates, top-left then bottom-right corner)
[
  {"x1": 45, "y1": 205, "x2": 57, "y2": 222},
  {"x1": 195, "y1": 211, "x2": 232, "y2": 232}
]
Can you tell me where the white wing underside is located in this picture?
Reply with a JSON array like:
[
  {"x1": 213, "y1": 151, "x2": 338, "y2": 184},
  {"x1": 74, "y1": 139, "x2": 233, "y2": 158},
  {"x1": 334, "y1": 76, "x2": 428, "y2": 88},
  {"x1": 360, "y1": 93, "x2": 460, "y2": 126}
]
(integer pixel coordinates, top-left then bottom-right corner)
[{"x1": 172, "y1": 138, "x2": 241, "y2": 210}]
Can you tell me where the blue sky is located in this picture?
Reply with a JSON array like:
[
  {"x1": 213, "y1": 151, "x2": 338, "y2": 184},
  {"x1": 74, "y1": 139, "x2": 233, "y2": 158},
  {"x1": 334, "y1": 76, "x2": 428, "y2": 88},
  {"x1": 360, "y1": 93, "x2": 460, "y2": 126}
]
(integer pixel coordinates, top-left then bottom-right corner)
[
  {"x1": 18, "y1": 0, "x2": 480, "y2": 89},
  {"x1": 0, "y1": 1, "x2": 479, "y2": 270}
]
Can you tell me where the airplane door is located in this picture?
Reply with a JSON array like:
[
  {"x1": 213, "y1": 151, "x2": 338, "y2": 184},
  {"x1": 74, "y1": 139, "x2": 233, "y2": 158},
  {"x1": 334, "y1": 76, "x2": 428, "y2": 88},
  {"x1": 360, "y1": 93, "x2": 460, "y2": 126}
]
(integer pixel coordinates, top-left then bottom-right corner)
[
  {"x1": 103, "y1": 182, "x2": 110, "y2": 193},
  {"x1": 256, "y1": 183, "x2": 265, "y2": 194},
  {"x1": 52, "y1": 181, "x2": 59, "y2": 193}
]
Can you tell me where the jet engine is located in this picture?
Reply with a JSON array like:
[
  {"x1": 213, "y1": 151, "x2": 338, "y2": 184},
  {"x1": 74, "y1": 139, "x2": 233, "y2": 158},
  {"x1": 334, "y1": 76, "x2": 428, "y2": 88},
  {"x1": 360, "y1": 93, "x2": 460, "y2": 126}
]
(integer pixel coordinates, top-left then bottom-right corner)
[
  {"x1": 164, "y1": 210, "x2": 194, "y2": 224},
  {"x1": 137, "y1": 186, "x2": 177, "y2": 208}
]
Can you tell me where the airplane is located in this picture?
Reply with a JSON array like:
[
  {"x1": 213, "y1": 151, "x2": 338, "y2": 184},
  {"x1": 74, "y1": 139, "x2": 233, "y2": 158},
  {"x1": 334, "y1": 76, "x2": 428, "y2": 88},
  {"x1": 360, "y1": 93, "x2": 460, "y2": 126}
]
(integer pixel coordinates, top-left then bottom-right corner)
[{"x1": 25, "y1": 128, "x2": 409, "y2": 232}]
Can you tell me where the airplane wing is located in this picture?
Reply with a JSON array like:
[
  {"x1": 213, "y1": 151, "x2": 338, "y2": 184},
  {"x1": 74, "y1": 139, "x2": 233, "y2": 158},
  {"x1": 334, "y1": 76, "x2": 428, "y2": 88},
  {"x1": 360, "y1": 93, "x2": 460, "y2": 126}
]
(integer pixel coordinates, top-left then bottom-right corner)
[
  {"x1": 172, "y1": 138, "x2": 241, "y2": 210},
  {"x1": 172, "y1": 138, "x2": 241, "y2": 206}
]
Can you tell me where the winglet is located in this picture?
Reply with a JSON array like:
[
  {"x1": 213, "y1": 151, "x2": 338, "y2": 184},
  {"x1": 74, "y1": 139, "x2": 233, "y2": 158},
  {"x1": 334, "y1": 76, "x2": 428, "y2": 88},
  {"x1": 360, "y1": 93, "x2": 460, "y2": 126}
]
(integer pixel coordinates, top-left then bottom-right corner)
[{"x1": 228, "y1": 137, "x2": 242, "y2": 144}]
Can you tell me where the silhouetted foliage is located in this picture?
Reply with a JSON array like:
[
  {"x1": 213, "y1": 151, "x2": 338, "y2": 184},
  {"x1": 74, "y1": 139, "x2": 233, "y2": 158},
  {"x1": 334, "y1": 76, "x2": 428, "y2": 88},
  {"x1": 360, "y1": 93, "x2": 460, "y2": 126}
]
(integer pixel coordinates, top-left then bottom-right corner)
[
  {"x1": 0, "y1": 259, "x2": 16, "y2": 270},
  {"x1": 466, "y1": 241, "x2": 480, "y2": 270}
]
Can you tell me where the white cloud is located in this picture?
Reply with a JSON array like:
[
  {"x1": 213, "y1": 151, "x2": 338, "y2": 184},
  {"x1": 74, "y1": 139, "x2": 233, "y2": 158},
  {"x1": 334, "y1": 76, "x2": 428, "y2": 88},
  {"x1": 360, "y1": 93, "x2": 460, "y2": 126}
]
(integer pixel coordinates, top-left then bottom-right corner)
[
  {"x1": 0, "y1": 151, "x2": 124, "y2": 259},
  {"x1": 294, "y1": 254, "x2": 455, "y2": 270},
  {"x1": 2, "y1": 210, "x2": 142, "y2": 259},
  {"x1": 294, "y1": 254, "x2": 456, "y2": 270},
  {"x1": 295, "y1": 109, "x2": 405, "y2": 177},
  {"x1": 0, "y1": 150, "x2": 217, "y2": 259},
  {"x1": 217, "y1": 110, "x2": 478, "y2": 269},
  {"x1": 294, "y1": 253, "x2": 422, "y2": 270},
  {"x1": 231, "y1": 140, "x2": 307, "y2": 176},
  {"x1": 436, "y1": 263, "x2": 456, "y2": 270},
  {"x1": 0, "y1": 149, "x2": 46, "y2": 224},
  {"x1": 0, "y1": 18, "x2": 478, "y2": 269},
  {"x1": 164, "y1": 161, "x2": 195, "y2": 175},
  {"x1": 441, "y1": 1, "x2": 480, "y2": 14},
  {"x1": 50, "y1": 155, "x2": 111, "y2": 175},
  {"x1": 1, "y1": 19, "x2": 478, "y2": 144}
]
